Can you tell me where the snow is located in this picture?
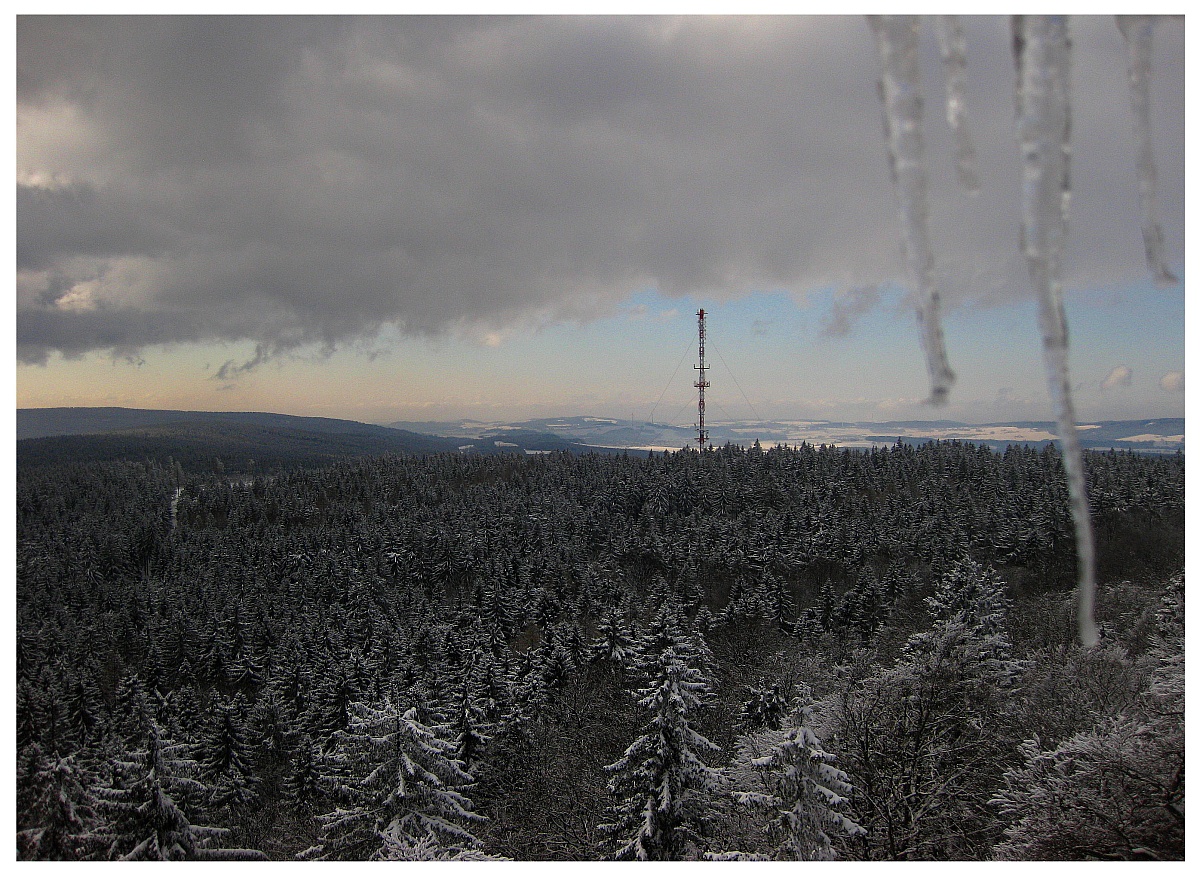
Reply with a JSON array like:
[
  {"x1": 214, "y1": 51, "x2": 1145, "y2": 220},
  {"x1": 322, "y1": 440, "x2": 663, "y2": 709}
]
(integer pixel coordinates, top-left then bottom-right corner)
[
  {"x1": 1118, "y1": 433, "x2": 1184, "y2": 444},
  {"x1": 587, "y1": 444, "x2": 688, "y2": 453},
  {"x1": 942, "y1": 426, "x2": 1057, "y2": 442}
]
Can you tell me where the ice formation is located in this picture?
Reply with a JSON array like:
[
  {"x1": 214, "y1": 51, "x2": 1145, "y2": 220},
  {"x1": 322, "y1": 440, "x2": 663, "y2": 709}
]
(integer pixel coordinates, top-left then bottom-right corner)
[
  {"x1": 1011, "y1": 15, "x2": 1098, "y2": 647},
  {"x1": 869, "y1": 15, "x2": 956, "y2": 405},
  {"x1": 935, "y1": 16, "x2": 980, "y2": 194},
  {"x1": 871, "y1": 15, "x2": 1178, "y2": 645},
  {"x1": 1117, "y1": 16, "x2": 1178, "y2": 286}
]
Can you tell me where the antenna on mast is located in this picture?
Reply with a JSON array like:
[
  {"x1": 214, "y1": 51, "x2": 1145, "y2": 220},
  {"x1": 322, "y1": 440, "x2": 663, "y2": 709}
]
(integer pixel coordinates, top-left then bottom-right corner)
[{"x1": 694, "y1": 308, "x2": 710, "y2": 449}]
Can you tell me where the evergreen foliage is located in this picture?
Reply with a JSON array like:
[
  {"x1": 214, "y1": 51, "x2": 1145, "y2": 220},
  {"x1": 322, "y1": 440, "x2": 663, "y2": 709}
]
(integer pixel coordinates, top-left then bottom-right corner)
[
  {"x1": 94, "y1": 723, "x2": 265, "y2": 860},
  {"x1": 14, "y1": 442, "x2": 1184, "y2": 859},
  {"x1": 300, "y1": 701, "x2": 481, "y2": 860},
  {"x1": 732, "y1": 695, "x2": 865, "y2": 860},
  {"x1": 16, "y1": 746, "x2": 102, "y2": 860},
  {"x1": 602, "y1": 646, "x2": 722, "y2": 860},
  {"x1": 739, "y1": 683, "x2": 789, "y2": 732}
]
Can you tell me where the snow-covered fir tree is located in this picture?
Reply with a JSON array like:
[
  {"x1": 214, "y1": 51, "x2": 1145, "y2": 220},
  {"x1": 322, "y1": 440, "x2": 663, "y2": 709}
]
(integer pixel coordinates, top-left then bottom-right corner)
[
  {"x1": 300, "y1": 700, "x2": 483, "y2": 860},
  {"x1": 630, "y1": 600, "x2": 715, "y2": 688},
  {"x1": 450, "y1": 664, "x2": 494, "y2": 772},
  {"x1": 199, "y1": 691, "x2": 260, "y2": 811},
  {"x1": 508, "y1": 642, "x2": 553, "y2": 724},
  {"x1": 601, "y1": 645, "x2": 722, "y2": 860},
  {"x1": 739, "y1": 684, "x2": 789, "y2": 732},
  {"x1": 283, "y1": 733, "x2": 327, "y2": 812},
  {"x1": 926, "y1": 555, "x2": 1011, "y2": 636},
  {"x1": 589, "y1": 606, "x2": 635, "y2": 668},
  {"x1": 247, "y1": 684, "x2": 298, "y2": 795},
  {"x1": 95, "y1": 722, "x2": 265, "y2": 860},
  {"x1": 731, "y1": 695, "x2": 865, "y2": 860},
  {"x1": 16, "y1": 745, "x2": 102, "y2": 860}
]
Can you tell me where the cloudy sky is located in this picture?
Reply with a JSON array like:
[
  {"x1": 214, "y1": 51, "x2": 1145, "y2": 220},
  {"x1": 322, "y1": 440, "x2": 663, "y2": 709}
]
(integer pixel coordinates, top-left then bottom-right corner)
[{"x1": 15, "y1": 15, "x2": 1184, "y2": 425}]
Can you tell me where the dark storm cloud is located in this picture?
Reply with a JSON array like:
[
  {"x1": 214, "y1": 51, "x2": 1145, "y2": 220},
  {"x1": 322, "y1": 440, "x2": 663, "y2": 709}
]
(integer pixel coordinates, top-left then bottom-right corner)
[{"x1": 16, "y1": 16, "x2": 1184, "y2": 363}]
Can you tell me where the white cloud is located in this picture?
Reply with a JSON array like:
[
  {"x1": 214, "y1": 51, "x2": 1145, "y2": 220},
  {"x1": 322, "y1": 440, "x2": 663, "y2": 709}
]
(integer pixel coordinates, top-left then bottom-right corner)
[
  {"x1": 1100, "y1": 365, "x2": 1132, "y2": 391},
  {"x1": 1159, "y1": 371, "x2": 1184, "y2": 392}
]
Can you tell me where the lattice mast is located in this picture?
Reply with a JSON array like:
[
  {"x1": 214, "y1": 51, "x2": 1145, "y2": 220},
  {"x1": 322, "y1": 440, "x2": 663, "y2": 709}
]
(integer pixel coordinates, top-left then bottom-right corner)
[{"x1": 694, "y1": 308, "x2": 710, "y2": 448}]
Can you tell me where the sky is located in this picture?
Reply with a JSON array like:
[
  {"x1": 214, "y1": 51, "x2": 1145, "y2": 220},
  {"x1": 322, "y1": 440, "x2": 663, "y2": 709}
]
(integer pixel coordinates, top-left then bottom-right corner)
[{"x1": 13, "y1": 14, "x2": 1186, "y2": 425}]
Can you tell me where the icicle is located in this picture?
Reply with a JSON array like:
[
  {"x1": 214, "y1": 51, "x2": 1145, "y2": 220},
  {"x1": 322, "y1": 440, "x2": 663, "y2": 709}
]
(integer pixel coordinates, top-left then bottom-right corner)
[
  {"x1": 1013, "y1": 15, "x2": 1098, "y2": 647},
  {"x1": 934, "y1": 16, "x2": 980, "y2": 193},
  {"x1": 1117, "y1": 16, "x2": 1178, "y2": 285},
  {"x1": 869, "y1": 15, "x2": 956, "y2": 404}
]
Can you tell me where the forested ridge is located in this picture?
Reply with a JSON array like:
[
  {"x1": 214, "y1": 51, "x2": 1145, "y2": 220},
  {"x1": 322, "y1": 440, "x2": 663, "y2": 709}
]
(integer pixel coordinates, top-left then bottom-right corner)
[{"x1": 16, "y1": 440, "x2": 1184, "y2": 860}]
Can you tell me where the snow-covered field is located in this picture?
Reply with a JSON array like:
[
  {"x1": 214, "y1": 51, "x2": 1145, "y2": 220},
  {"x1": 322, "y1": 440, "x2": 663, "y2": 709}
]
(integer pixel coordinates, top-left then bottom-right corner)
[{"x1": 388, "y1": 415, "x2": 1183, "y2": 454}]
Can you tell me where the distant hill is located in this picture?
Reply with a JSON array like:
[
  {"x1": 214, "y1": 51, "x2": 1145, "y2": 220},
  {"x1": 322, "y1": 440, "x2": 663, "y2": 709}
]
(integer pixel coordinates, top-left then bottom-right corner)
[
  {"x1": 15, "y1": 407, "x2": 634, "y2": 472},
  {"x1": 17, "y1": 406, "x2": 434, "y2": 442},
  {"x1": 16, "y1": 418, "x2": 462, "y2": 472}
]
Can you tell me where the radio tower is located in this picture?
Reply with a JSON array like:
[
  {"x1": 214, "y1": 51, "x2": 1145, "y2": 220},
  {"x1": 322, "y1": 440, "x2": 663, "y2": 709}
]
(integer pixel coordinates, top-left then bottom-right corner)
[{"x1": 694, "y1": 308, "x2": 710, "y2": 449}]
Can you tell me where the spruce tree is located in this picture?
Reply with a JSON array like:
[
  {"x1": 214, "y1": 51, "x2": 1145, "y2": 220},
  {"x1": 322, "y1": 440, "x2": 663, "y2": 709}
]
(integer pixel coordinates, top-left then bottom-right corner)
[
  {"x1": 733, "y1": 696, "x2": 865, "y2": 860},
  {"x1": 740, "y1": 684, "x2": 789, "y2": 732},
  {"x1": 601, "y1": 645, "x2": 721, "y2": 860},
  {"x1": 200, "y1": 691, "x2": 260, "y2": 811},
  {"x1": 300, "y1": 701, "x2": 482, "y2": 860},
  {"x1": 450, "y1": 662, "x2": 493, "y2": 772},
  {"x1": 589, "y1": 606, "x2": 634, "y2": 668},
  {"x1": 16, "y1": 744, "x2": 102, "y2": 860},
  {"x1": 95, "y1": 722, "x2": 265, "y2": 860},
  {"x1": 283, "y1": 733, "x2": 327, "y2": 812},
  {"x1": 248, "y1": 684, "x2": 297, "y2": 798}
]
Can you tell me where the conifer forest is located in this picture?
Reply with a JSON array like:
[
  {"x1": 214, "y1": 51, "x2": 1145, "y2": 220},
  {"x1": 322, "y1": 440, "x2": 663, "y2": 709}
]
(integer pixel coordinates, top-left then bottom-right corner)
[{"x1": 15, "y1": 440, "x2": 1184, "y2": 860}]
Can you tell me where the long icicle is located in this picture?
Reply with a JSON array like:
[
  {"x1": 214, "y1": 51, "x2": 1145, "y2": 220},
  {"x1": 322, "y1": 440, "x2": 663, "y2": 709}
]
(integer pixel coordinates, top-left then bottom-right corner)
[
  {"x1": 1013, "y1": 15, "x2": 1098, "y2": 647},
  {"x1": 935, "y1": 15, "x2": 980, "y2": 194},
  {"x1": 1116, "y1": 15, "x2": 1178, "y2": 285},
  {"x1": 870, "y1": 15, "x2": 956, "y2": 404}
]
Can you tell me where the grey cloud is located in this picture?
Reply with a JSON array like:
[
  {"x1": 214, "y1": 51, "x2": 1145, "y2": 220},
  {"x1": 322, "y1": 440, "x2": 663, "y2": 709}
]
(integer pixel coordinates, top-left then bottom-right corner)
[
  {"x1": 214, "y1": 344, "x2": 272, "y2": 381},
  {"x1": 17, "y1": 181, "x2": 178, "y2": 270},
  {"x1": 16, "y1": 307, "x2": 209, "y2": 364},
  {"x1": 16, "y1": 16, "x2": 1184, "y2": 362},
  {"x1": 821, "y1": 286, "x2": 883, "y2": 338}
]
